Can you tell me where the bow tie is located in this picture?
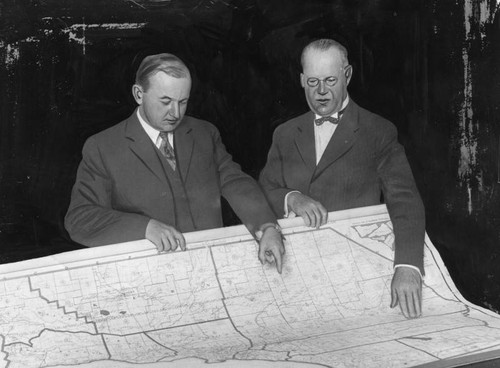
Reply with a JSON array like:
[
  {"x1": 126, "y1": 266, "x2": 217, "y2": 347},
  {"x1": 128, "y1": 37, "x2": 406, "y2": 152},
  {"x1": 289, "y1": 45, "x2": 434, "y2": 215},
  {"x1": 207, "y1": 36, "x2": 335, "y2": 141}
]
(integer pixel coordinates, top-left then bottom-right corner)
[
  {"x1": 314, "y1": 109, "x2": 345, "y2": 126},
  {"x1": 314, "y1": 116, "x2": 339, "y2": 126}
]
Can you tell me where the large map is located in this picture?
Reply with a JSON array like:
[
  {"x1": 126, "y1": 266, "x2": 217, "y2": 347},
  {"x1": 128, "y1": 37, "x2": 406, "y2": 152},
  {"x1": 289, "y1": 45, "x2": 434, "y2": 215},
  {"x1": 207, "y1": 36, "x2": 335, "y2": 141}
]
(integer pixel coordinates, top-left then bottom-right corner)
[{"x1": 1, "y1": 205, "x2": 500, "y2": 368}]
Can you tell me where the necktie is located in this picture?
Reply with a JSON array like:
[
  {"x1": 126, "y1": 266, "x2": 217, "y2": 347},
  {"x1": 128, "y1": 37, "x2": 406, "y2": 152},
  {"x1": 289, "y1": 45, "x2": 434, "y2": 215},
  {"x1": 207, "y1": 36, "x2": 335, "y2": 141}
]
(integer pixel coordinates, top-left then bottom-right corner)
[
  {"x1": 158, "y1": 132, "x2": 176, "y2": 171},
  {"x1": 314, "y1": 116, "x2": 339, "y2": 126},
  {"x1": 314, "y1": 109, "x2": 346, "y2": 126}
]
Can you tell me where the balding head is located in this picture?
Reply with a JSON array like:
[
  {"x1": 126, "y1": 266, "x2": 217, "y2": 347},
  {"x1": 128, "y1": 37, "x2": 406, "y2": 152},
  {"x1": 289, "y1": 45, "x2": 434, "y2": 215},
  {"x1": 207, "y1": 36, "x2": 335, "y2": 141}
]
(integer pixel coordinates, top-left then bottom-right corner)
[{"x1": 301, "y1": 39, "x2": 349, "y2": 71}]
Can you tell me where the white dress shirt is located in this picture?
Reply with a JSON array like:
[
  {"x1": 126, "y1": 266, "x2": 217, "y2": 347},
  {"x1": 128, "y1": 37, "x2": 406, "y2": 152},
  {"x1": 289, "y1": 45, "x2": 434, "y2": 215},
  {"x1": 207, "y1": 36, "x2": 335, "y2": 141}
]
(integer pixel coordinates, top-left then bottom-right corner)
[
  {"x1": 137, "y1": 110, "x2": 174, "y2": 149},
  {"x1": 313, "y1": 96, "x2": 350, "y2": 164}
]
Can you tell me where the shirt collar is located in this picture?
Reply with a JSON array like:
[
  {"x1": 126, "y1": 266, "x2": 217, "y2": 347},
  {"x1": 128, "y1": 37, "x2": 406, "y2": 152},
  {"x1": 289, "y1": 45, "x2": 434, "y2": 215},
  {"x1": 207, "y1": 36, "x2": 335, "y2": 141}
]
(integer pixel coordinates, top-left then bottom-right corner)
[
  {"x1": 137, "y1": 108, "x2": 162, "y2": 144},
  {"x1": 314, "y1": 95, "x2": 350, "y2": 120}
]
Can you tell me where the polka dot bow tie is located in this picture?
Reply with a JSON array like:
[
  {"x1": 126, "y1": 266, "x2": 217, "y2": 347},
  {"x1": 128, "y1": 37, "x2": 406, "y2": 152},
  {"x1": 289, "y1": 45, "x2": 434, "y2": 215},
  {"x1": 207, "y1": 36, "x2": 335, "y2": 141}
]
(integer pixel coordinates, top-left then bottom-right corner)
[
  {"x1": 314, "y1": 109, "x2": 346, "y2": 126},
  {"x1": 314, "y1": 116, "x2": 339, "y2": 126}
]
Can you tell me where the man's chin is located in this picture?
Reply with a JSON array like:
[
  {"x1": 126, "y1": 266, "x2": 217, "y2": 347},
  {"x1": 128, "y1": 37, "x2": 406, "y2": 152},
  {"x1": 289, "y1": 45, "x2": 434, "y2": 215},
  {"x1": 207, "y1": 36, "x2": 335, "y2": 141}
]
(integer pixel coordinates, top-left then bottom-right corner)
[
  {"x1": 161, "y1": 122, "x2": 181, "y2": 131},
  {"x1": 313, "y1": 106, "x2": 335, "y2": 116}
]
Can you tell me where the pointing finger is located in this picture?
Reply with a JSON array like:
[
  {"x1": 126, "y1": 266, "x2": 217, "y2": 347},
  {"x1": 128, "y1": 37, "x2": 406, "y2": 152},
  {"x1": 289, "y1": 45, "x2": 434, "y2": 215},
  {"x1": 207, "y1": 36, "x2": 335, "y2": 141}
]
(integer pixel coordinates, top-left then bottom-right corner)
[{"x1": 274, "y1": 248, "x2": 283, "y2": 274}]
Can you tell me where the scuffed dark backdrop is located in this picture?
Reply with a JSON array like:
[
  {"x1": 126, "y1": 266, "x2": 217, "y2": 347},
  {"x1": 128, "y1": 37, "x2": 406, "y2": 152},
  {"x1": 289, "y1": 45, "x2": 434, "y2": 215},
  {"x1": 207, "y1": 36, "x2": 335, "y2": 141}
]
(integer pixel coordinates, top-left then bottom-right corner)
[{"x1": 1, "y1": 0, "x2": 500, "y2": 311}]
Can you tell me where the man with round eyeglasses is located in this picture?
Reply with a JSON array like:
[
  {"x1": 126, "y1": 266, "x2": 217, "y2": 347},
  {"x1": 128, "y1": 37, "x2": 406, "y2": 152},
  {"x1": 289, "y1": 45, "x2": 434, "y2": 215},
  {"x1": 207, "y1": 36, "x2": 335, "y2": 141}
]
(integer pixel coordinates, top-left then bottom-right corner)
[{"x1": 259, "y1": 39, "x2": 425, "y2": 318}]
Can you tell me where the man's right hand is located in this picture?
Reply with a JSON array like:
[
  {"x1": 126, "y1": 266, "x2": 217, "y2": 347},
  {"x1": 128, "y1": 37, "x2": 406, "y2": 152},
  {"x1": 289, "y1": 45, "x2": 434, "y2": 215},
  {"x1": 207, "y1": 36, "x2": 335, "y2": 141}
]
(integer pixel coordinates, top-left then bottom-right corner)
[
  {"x1": 258, "y1": 227, "x2": 285, "y2": 274},
  {"x1": 145, "y1": 219, "x2": 186, "y2": 252},
  {"x1": 288, "y1": 192, "x2": 328, "y2": 228}
]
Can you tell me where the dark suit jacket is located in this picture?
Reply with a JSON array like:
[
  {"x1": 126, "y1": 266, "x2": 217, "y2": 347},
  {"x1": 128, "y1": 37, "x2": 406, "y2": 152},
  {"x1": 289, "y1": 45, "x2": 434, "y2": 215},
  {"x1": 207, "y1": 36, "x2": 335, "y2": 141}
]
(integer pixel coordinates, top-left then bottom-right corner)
[
  {"x1": 259, "y1": 100, "x2": 425, "y2": 273},
  {"x1": 65, "y1": 110, "x2": 276, "y2": 247}
]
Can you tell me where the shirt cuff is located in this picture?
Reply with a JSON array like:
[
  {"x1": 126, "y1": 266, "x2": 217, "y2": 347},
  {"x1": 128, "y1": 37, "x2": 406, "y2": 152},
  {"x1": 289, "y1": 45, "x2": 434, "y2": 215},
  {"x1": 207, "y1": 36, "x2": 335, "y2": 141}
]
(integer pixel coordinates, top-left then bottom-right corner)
[
  {"x1": 394, "y1": 264, "x2": 423, "y2": 279},
  {"x1": 254, "y1": 223, "x2": 282, "y2": 241},
  {"x1": 284, "y1": 191, "x2": 301, "y2": 218}
]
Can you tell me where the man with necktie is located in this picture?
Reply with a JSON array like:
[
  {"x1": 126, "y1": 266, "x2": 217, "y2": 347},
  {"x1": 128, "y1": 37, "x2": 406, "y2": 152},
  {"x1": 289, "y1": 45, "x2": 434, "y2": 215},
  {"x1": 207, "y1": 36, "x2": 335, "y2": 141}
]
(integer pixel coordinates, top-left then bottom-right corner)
[
  {"x1": 259, "y1": 39, "x2": 426, "y2": 315},
  {"x1": 65, "y1": 53, "x2": 285, "y2": 272}
]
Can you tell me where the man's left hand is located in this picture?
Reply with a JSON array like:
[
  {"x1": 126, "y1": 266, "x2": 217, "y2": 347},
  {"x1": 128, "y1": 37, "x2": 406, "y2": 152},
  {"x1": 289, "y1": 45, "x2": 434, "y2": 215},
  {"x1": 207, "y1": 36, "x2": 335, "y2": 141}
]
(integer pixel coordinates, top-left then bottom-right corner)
[
  {"x1": 258, "y1": 228, "x2": 285, "y2": 273},
  {"x1": 390, "y1": 267, "x2": 422, "y2": 319}
]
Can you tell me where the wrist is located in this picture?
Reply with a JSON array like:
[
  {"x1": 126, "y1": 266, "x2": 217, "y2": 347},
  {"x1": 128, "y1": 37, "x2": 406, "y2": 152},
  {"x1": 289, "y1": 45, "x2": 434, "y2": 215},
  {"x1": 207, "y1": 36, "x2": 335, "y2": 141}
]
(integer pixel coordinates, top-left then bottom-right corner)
[{"x1": 255, "y1": 223, "x2": 282, "y2": 241}]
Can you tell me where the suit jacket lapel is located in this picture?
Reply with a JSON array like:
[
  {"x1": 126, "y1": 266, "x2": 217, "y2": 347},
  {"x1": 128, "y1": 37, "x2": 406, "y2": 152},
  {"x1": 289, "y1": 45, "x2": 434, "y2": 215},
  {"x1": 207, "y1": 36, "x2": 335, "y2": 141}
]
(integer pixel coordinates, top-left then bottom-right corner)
[
  {"x1": 294, "y1": 111, "x2": 317, "y2": 173},
  {"x1": 313, "y1": 101, "x2": 359, "y2": 180},
  {"x1": 125, "y1": 111, "x2": 167, "y2": 185},
  {"x1": 174, "y1": 118, "x2": 194, "y2": 183}
]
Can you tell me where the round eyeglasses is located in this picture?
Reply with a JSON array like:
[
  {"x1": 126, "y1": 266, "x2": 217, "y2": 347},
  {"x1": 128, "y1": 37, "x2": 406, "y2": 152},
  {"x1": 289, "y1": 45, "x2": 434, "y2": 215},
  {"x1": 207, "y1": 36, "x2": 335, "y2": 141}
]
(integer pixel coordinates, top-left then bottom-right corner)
[
  {"x1": 306, "y1": 76, "x2": 338, "y2": 88},
  {"x1": 305, "y1": 65, "x2": 352, "y2": 88}
]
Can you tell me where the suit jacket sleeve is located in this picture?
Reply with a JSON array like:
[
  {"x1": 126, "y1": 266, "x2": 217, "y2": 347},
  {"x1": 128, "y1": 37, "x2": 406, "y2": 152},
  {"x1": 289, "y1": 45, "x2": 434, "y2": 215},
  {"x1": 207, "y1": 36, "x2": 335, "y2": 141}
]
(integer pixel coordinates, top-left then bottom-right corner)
[
  {"x1": 65, "y1": 137, "x2": 150, "y2": 247},
  {"x1": 258, "y1": 128, "x2": 292, "y2": 217},
  {"x1": 377, "y1": 124, "x2": 426, "y2": 275},
  {"x1": 211, "y1": 126, "x2": 277, "y2": 235}
]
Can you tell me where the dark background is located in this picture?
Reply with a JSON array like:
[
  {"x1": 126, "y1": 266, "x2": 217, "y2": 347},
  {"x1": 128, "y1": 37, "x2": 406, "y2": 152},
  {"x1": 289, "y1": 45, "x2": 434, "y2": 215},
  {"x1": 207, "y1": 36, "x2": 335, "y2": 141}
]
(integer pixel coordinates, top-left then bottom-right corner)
[{"x1": 1, "y1": 0, "x2": 500, "y2": 311}]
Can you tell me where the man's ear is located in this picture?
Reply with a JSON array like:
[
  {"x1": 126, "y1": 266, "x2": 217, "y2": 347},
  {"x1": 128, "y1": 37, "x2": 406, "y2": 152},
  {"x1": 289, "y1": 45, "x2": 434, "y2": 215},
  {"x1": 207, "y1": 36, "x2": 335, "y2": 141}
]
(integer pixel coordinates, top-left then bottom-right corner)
[
  {"x1": 132, "y1": 84, "x2": 143, "y2": 105},
  {"x1": 300, "y1": 73, "x2": 306, "y2": 88},
  {"x1": 345, "y1": 65, "x2": 353, "y2": 86}
]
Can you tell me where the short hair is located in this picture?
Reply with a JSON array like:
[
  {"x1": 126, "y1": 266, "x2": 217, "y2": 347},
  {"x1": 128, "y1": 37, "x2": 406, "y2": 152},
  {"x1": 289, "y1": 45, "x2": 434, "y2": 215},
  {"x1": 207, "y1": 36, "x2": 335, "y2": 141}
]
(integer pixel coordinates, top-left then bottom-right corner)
[
  {"x1": 135, "y1": 53, "x2": 190, "y2": 91},
  {"x1": 301, "y1": 39, "x2": 349, "y2": 69}
]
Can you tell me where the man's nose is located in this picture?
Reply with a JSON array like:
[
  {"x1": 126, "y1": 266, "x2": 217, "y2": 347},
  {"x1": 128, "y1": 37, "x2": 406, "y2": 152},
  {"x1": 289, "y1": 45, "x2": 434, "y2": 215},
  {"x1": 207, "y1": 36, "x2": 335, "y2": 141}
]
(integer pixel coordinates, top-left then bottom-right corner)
[
  {"x1": 169, "y1": 102, "x2": 180, "y2": 118},
  {"x1": 317, "y1": 80, "x2": 328, "y2": 94}
]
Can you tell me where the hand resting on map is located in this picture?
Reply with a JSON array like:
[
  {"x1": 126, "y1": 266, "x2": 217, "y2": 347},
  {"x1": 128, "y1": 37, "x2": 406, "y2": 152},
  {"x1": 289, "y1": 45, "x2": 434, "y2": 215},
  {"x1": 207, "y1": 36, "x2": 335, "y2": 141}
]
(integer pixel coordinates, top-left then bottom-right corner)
[
  {"x1": 390, "y1": 266, "x2": 422, "y2": 318},
  {"x1": 287, "y1": 192, "x2": 328, "y2": 228},
  {"x1": 289, "y1": 194, "x2": 423, "y2": 319},
  {"x1": 145, "y1": 219, "x2": 186, "y2": 252}
]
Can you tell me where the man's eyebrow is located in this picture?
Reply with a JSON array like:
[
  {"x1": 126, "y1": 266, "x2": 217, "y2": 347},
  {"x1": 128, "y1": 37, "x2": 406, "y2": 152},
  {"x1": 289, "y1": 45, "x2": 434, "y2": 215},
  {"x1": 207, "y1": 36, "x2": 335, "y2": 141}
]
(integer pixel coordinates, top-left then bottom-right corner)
[{"x1": 159, "y1": 95, "x2": 189, "y2": 101}]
